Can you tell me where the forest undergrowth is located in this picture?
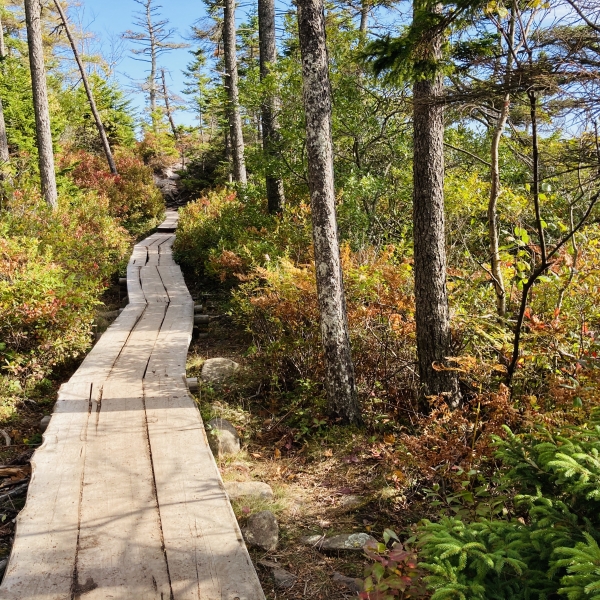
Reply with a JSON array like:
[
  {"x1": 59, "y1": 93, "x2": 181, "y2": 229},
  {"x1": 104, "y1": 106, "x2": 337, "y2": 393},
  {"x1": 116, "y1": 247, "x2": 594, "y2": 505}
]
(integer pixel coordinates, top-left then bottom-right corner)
[{"x1": 176, "y1": 186, "x2": 600, "y2": 599}]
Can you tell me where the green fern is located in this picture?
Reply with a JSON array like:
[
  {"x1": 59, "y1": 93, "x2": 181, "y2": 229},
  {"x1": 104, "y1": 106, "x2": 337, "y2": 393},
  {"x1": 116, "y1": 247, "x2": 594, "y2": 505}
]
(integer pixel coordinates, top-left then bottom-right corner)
[{"x1": 418, "y1": 419, "x2": 600, "y2": 599}]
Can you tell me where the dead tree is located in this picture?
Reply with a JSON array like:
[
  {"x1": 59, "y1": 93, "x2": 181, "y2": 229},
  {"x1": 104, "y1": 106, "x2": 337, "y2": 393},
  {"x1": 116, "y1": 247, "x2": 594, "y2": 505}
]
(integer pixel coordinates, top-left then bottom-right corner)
[
  {"x1": 54, "y1": 0, "x2": 117, "y2": 174},
  {"x1": 123, "y1": 0, "x2": 185, "y2": 130}
]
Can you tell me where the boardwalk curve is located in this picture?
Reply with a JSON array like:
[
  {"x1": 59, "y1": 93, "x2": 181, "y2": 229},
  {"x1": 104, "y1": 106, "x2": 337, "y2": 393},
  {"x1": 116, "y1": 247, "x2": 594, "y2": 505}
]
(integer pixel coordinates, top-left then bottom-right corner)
[{"x1": 0, "y1": 211, "x2": 265, "y2": 600}]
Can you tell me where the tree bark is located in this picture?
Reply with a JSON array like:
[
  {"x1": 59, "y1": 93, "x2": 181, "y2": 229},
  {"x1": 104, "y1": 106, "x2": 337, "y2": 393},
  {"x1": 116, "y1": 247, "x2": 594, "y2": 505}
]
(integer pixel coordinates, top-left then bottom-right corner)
[
  {"x1": 359, "y1": 0, "x2": 370, "y2": 34},
  {"x1": 487, "y1": 8, "x2": 515, "y2": 317},
  {"x1": 297, "y1": 0, "x2": 361, "y2": 425},
  {"x1": 145, "y1": 0, "x2": 158, "y2": 126},
  {"x1": 53, "y1": 0, "x2": 117, "y2": 174},
  {"x1": 412, "y1": 1, "x2": 459, "y2": 403},
  {"x1": 223, "y1": 0, "x2": 247, "y2": 184},
  {"x1": 24, "y1": 0, "x2": 58, "y2": 209},
  {"x1": 0, "y1": 14, "x2": 10, "y2": 164},
  {"x1": 160, "y1": 68, "x2": 178, "y2": 138},
  {"x1": 258, "y1": 0, "x2": 285, "y2": 213}
]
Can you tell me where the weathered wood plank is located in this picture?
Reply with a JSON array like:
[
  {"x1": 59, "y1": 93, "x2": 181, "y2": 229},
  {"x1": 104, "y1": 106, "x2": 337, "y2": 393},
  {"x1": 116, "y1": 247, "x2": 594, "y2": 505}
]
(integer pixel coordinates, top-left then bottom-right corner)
[
  {"x1": 73, "y1": 378, "x2": 171, "y2": 600},
  {"x1": 144, "y1": 379, "x2": 265, "y2": 600},
  {"x1": 0, "y1": 382, "x2": 91, "y2": 599}
]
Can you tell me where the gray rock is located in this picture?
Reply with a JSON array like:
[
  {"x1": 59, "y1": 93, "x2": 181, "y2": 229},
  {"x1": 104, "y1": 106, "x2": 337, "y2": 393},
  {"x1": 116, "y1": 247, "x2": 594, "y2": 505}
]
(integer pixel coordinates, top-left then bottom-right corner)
[
  {"x1": 201, "y1": 358, "x2": 240, "y2": 384},
  {"x1": 39, "y1": 415, "x2": 51, "y2": 433},
  {"x1": 243, "y1": 510, "x2": 279, "y2": 551},
  {"x1": 273, "y1": 568, "x2": 296, "y2": 589},
  {"x1": 224, "y1": 481, "x2": 273, "y2": 501},
  {"x1": 332, "y1": 572, "x2": 362, "y2": 594},
  {"x1": 207, "y1": 418, "x2": 240, "y2": 456},
  {"x1": 300, "y1": 534, "x2": 325, "y2": 546},
  {"x1": 319, "y1": 533, "x2": 377, "y2": 553},
  {"x1": 340, "y1": 495, "x2": 365, "y2": 509}
]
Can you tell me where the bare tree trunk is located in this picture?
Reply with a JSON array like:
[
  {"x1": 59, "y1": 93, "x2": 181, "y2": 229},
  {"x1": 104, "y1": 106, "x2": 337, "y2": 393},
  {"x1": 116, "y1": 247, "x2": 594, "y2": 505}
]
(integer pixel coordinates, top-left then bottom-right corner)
[
  {"x1": 160, "y1": 68, "x2": 178, "y2": 138},
  {"x1": 53, "y1": 0, "x2": 117, "y2": 174},
  {"x1": 488, "y1": 8, "x2": 515, "y2": 317},
  {"x1": 223, "y1": 0, "x2": 247, "y2": 184},
  {"x1": 146, "y1": 1, "x2": 157, "y2": 124},
  {"x1": 24, "y1": 0, "x2": 58, "y2": 209},
  {"x1": 0, "y1": 14, "x2": 10, "y2": 164},
  {"x1": 412, "y1": 0, "x2": 459, "y2": 403},
  {"x1": 258, "y1": 0, "x2": 285, "y2": 213},
  {"x1": 359, "y1": 0, "x2": 370, "y2": 34},
  {"x1": 297, "y1": 0, "x2": 361, "y2": 425}
]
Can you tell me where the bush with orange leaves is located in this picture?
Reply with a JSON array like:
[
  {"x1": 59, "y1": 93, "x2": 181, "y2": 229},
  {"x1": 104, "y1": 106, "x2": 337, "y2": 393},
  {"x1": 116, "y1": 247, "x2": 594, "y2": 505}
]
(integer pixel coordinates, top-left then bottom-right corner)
[{"x1": 61, "y1": 148, "x2": 164, "y2": 235}]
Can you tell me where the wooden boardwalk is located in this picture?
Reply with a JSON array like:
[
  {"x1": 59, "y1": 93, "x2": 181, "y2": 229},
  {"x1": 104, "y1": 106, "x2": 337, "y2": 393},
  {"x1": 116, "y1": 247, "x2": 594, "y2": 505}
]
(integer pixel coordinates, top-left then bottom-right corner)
[{"x1": 0, "y1": 212, "x2": 265, "y2": 600}]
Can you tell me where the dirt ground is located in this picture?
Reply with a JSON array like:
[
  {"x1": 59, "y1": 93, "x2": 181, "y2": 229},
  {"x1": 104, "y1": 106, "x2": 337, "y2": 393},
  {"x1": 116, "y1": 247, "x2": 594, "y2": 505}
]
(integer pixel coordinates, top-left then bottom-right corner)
[{"x1": 186, "y1": 286, "x2": 409, "y2": 599}]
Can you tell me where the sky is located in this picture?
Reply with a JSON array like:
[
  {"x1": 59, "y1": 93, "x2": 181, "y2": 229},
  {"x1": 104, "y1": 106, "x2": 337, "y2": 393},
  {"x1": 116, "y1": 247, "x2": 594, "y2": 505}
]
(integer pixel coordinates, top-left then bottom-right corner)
[{"x1": 77, "y1": 0, "x2": 214, "y2": 127}]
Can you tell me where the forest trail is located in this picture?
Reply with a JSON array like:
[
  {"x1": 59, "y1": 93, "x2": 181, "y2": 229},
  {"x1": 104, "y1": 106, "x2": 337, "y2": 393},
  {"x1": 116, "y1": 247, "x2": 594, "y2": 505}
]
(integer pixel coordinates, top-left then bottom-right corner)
[{"x1": 0, "y1": 211, "x2": 265, "y2": 600}]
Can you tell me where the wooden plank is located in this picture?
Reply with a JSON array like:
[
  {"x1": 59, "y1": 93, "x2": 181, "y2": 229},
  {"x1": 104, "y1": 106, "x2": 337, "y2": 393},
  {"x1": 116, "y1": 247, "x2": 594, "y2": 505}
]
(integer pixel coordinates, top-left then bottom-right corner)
[
  {"x1": 140, "y1": 266, "x2": 170, "y2": 303},
  {"x1": 73, "y1": 378, "x2": 171, "y2": 600},
  {"x1": 0, "y1": 381, "x2": 91, "y2": 600},
  {"x1": 144, "y1": 379, "x2": 265, "y2": 600}
]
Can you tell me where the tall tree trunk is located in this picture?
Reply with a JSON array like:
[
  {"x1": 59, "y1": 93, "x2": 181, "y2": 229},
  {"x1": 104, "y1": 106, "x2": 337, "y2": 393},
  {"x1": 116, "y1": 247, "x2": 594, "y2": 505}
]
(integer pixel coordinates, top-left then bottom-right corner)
[
  {"x1": 24, "y1": 0, "x2": 58, "y2": 209},
  {"x1": 359, "y1": 0, "x2": 370, "y2": 34},
  {"x1": 258, "y1": 0, "x2": 285, "y2": 213},
  {"x1": 412, "y1": 0, "x2": 459, "y2": 403},
  {"x1": 145, "y1": 0, "x2": 158, "y2": 129},
  {"x1": 53, "y1": 0, "x2": 117, "y2": 174},
  {"x1": 160, "y1": 68, "x2": 178, "y2": 138},
  {"x1": 0, "y1": 13, "x2": 10, "y2": 164},
  {"x1": 297, "y1": 0, "x2": 361, "y2": 425},
  {"x1": 223, "y1": 0, "x2": 247, "y2": 184},
  {"x1": 488, "y1": 8, "x2": 515, "y2": 317}
]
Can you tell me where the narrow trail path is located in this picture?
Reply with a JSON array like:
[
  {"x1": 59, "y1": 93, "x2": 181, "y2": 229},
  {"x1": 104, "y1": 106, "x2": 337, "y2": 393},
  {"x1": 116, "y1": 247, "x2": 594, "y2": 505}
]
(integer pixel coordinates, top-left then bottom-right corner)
[{"x1": 0, "y1": 212, "x2": 265, "y2": 600}]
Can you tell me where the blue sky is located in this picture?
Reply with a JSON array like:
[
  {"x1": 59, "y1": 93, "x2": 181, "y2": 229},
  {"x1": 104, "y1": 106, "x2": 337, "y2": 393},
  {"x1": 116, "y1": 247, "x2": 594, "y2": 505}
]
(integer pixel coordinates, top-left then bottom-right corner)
[{"x1": 78, "y1": 0, "x2": 213, "y2": 127}]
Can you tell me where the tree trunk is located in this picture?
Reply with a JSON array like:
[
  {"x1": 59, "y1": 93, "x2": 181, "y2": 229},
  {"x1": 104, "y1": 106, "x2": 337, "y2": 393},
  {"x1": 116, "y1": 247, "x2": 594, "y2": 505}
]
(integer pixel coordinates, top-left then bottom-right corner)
[
  {"x1": 144, "y1": 0, "x2": 158, "y2": 129},
  {"x1": 412, "y1": 1, "x2": 459, "y2": 403},
  {"x1": 161, "y1": 68, "x2": 178, "y2": 138},
  {"x1": 53, "y1": 0, "x2": 117, "y2": 174},
  {"x1": 258, "y1": 0, "x2": 285, "y2": 213},
  {"x1": 223, "y1": 0, "x2": 247, "y2": 184},
  {"x1": 24, "y1": 0, "x2": 58, "y2": 209},
  {"x1": 359, "y1": 0, "x2": 370, "y2": 34},
  {"x1": 488, "y1": 8, "x2": 515, "y2": 317},
  {"x1": 0, "y1": 14, "x2": 10, "y2": 164},
  {"x1": 297, "y1": 0, "x2": 361, "y2": 425}
]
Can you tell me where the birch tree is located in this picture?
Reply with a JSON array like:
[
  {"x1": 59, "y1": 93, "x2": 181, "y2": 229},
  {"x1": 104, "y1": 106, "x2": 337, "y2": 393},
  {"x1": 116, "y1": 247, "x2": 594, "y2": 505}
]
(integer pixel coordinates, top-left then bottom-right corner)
[
  {"x1": 53, "y1": 0, "x2": 117, "y2": 174},
  {"x1": 24, "y1": 0, "x2": 57, "y2": 209},
  {"x1": 297, "y1": 0, "x2": 361, "y2": 424},
  {"x1": 223, "y1": 0, "x2": 247, "y2": 184},
  {"x1": 258, "y1": 0, "x2": 285, "y2": 212}
]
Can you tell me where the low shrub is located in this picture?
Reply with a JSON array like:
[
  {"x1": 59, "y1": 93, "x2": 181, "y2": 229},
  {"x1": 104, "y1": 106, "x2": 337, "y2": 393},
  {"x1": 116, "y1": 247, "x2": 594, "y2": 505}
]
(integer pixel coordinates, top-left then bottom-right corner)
[
  {"x1": 0, "y1": 179, "x2": 129, "y2": 412},
  {"x1": 64, "y1": 148, "x2": 165, "y2": 235}
]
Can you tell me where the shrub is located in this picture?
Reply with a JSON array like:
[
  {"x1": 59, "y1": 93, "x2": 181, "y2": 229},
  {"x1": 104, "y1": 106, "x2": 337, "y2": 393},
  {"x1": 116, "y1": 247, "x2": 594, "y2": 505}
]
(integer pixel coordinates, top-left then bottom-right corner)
[
  {"x1": 64, "y1": 148, "x2": 165, "y2": 235},
  {"x1": 0, "y1": 186, "x2": 129, "y2": 405},
  {"x1": 416, "y1": 416, "x2": 600, "y2": 599}
]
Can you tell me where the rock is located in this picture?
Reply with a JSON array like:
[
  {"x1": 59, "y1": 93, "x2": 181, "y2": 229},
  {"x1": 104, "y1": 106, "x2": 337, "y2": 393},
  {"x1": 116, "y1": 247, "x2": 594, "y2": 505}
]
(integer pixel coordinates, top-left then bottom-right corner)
[
  {"x1": 340, "y1": 495, "x2": 365, "y2": 509},
  {"x1": 224, "y1": 481, "x2": 273, "y2": 501},
  {"x1": 332, "y1": 572, "x2": 362, "y2": 594},
  {"x1": 243, "y1": 510, "x2": 279, "y2": 551},
  {"x1": 300, "y1": 534, "x2": 325, "y2": 546},
  {"x1": 0, "y1": 558, "x2": 7, "y2": 580},
  {"x1": 201, "y1": 358, "x2": 240, "y2": 384},
  {"x1": 273, "y1": 568, "x2": 297, "y2": 589},
  {"x1": 39, "y1": 415, "x2": 51, "y2": 433},
  {"x1": 207, "y1": 418, "x2": 240, "y2": 456},
  {"x1": 319, "y1": 533, "x2": 377, "y2": 553}
]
